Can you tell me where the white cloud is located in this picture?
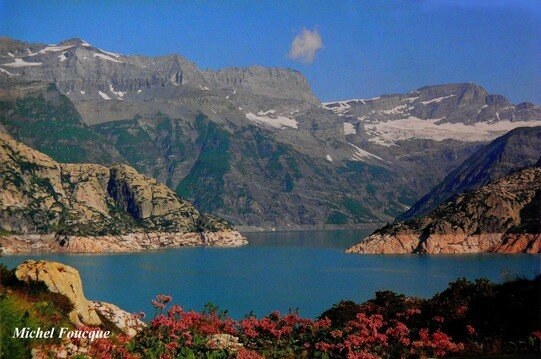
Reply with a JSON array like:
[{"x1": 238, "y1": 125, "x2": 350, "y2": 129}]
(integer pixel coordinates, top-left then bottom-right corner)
[{"x1": 288, "y1": 28, "x2": 323, "y2": 63}]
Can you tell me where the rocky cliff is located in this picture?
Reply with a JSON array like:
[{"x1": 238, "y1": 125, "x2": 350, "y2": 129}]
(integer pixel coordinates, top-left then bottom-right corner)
[
  {"x1": 0, "y1": 131, "x2": 247, "y2": 253},
  {"x1": 346, "y1": 167, "x2": 541, "y2": 254},
  {"x1": 1, "y1": 37, "x2": 540, "y2": 228}
]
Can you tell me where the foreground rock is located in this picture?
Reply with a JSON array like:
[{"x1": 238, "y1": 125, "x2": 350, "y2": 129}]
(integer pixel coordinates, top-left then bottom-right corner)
[
  {"x1": 92, "y1": 301, "x2": 145, "y2": 337},
  {"x1": 14, "y1": 260, "x2": 145, "y2": 359},
  {"x1": 15, "y1": 260, "x2": 101, "y2": 326},
  {"x1": 346, "y1": 167, "x2": 541, "y2": 254},
  {"x1": 0, "y1": 131, "x2": 247, "y2": 253}
]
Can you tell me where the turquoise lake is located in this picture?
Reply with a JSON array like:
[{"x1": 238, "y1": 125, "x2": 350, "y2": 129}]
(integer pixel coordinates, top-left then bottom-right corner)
[{"x1": 1, "y1": 230, "x2": 540, "y2": 319}]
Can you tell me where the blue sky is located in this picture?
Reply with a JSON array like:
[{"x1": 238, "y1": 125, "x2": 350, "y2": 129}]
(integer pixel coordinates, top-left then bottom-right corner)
[{"x1": 1, "y1": 0, "x2": 539, "y2": 103}]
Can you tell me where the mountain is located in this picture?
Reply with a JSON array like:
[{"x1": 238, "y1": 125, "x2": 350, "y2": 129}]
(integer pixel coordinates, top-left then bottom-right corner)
[
  {"x1": 346, "y1": 166, "x2": 541, "y2": 254},
  {"x1": 1, "y1": 37, "x2": 540, "y2": 228},
  {"x1": 0, "y1": 131, "x2": 246, "y2": 253},
  {"x1": 322, "y1": 83, "x2": 540, "y2": 144},
  {"x1": 398, "y1": 126, "x2": 541, "y2": 220}
]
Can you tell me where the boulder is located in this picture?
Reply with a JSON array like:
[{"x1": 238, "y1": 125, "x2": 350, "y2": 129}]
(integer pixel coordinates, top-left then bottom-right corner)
[
  {"x1": 15, "y1": 260, "x2": 101, "y2": 326},
  {"x1": 92, "y1": 301, "x2": 145, "y2": 337}
]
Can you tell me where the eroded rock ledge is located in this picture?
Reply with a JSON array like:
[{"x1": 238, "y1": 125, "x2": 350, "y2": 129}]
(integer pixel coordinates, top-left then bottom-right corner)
[
  {"x1": 345, "y1": 232, "x2": 541, "y2": 254},
  {"x1": 0, "y1": 230, "x2": 248, "y2": 254}
]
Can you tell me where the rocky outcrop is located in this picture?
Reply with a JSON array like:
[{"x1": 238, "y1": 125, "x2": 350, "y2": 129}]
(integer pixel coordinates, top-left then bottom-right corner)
[
  {"x1": 346, "y1": 167, "x2": 541, "y2": 254},
  {"x1": 399, "y1": 126, "x2": 541, "y2": 220},
  {"x1": 14, "y1": 260, "x2": 146, "y2": 359},
  {"x1": 206, "y1": 334, "x2": 244, "y2": 352},
  {"x1": 0, "y1": 131, "x2": 247, "y2": 252},
  {"x1": 92, "y1": 301, "x2": 145, "y2": 337},
  {"x1": 15, "y1": 260, "x2": 101, "y2": 326}
]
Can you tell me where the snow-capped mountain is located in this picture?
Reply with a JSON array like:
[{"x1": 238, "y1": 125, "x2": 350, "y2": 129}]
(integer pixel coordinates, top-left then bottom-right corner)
[
  {"x1": 323, "y1": 83, "x2": 540, "y2": 146},
  {"x1": 1, "y1": 37, "x2": 539, "y2": 228}
]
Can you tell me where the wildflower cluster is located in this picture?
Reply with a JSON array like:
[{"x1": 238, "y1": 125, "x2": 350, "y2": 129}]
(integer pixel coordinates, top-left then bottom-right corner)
[
  {"x1": 90, "y1": 295, "x2": 466, "y2": 358},
  {"x1": 86, "y1": 276, "x2": 541, "y2": 358}
]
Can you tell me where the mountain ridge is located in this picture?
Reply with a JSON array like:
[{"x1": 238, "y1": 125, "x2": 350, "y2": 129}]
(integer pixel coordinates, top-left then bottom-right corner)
[{"x1": 1, "y1": 37, "x2": 540, "y2": 228}]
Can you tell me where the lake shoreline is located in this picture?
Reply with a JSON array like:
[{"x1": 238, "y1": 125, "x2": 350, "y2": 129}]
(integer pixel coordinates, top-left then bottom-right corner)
[
  {"x1": 1, "y1": 230, "x2": 538, "y2": 319},
  {"x1": 0, "y1": 230, "x2": 248, "y2": 254}
]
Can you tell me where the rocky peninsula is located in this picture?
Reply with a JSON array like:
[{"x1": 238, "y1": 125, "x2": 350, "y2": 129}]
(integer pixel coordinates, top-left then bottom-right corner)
[
  {"x1": 346, "y1": 167, "x2": 541, "y2": 254},
  {"x1": 0, "y1": 131, "x2": 247, "y2": 253}
]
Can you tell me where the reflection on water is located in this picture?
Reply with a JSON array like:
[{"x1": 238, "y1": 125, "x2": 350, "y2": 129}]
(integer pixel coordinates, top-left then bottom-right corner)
[{"x1": 1, "y1": 230, "x2": 539, "y2": 319}]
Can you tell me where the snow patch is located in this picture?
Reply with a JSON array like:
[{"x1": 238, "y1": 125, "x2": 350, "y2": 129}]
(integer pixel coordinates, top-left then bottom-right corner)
[
  {"x1": 245, "y1": 112, "x2": 298, "y2": 129},
  {"x1": 380, "y1": 104, "x2": 409, "y2": 115},
  {"x1": 326, "y1": 155, "x2": 333, "y2": 162},
  {"x1": 81, "y1": 40, "x2": 92, "y2": 47},
  {"x1": 402, "y1": 96, "x2": 419, "y2": 103},
  {"x1": 226, "y1": 89, "x2": 235, "y2": 99},
  {"x1": 109, "y1": 84, "x2": 125, "y2": 98},
  {"x1": 137, "y1": 89, "x2": 142, "y2": 94},
  {"x1": 58, "y1": 52, "x2": 68, "y2": 62},
  {"x1": 93, "y1": 53, "x2": 122, "y2": 63},
  {"x1": 365, "y1": 96, "x2": 380, "y2": 101},
  {"x1": 349, "y1": 143, "x2": 383, "y2": 162},
  {"x1": 420, "y1": 95, "x2": 455, "y2": 105},
  {"x1": 343, "y1": 122, "x2": 357, "y2": 135},
  {"x1": 322, "y1": 99, "x2": 365, "y2": 115},
  {"x1": 477, "y1": 104, "x2": 488, "y2": 114},
  {"x1": 7, "y1": 52, "x2": 14, "y2": 58},
  {"x1": 0, "y1": 67, "x2": 16, "y2": 76},
  {"x1": 98, "y1": 48, "x2": 121, "y2": 58},
  {"x1": 28, "y1": 45, "x2": 73, "y2": 56},
  {"x1": 365, "y1": 116, "x2": 541, "y2": 146},
  {"x1": 98, "y1": 91, "x2": 111, "y2": 100},
  {"x1": 2, "y1": 58, "x2": 42, "y2": 67},
  {"x1": 80, "y1": 91, "x2": 85, "y2": 94}
]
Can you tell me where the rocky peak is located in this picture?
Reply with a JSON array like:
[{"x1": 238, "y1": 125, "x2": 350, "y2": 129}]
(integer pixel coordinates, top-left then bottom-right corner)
[{"x1": 58, "y1": 38, "x2": 90, "y2": 46}]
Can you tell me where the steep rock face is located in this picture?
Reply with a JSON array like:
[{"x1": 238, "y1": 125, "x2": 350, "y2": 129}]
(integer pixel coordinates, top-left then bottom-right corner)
[
  {"x1": 1, "y1": 37, "x2": 539, "y2": 228},
  {"x1": 0, "y1": 38, "x2": 320, "y2": 124},
  {"x1": 346, "y1": 167, "x2": 541, "y2": 254},
  {"x1": 15, "y1": 260, "x2": 101, "y2": 326},
  {"x1": 399, "y1": 126, "x2": 541, "y2": 220},
  {"x1": 0, "y1": 131, "x2": 246, "y2": 252}
]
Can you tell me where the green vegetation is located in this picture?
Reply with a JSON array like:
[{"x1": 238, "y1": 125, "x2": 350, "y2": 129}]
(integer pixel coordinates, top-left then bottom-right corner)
[
  {"x1": 176, "y1": 114, "x2": 232, "y2": 210},
  {"x1": 326, "y1": 211, "x2": 348, "y2": 225},
  {"x1": 341, "y1": 198, "x2": 370, "y2": 220},
  {"x1": 0, "y1": 89, "x2": 117, "y2": 164}
]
